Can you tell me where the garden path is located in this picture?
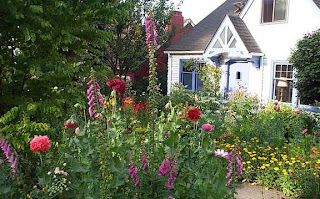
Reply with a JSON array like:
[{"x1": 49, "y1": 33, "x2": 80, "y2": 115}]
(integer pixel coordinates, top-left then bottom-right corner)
[{"x1": 236, "y1": 183, "x2": 295, "y2": 199}]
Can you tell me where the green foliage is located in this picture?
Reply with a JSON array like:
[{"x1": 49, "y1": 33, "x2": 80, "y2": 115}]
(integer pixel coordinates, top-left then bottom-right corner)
[
  {"x1": 198, "y1": 64, "x2": 222, "y2": 97},
  {"x1": 169, "y1": 83, "x2": 196, "y2": 108},
  {"x1": 289, "y1": 29, "x2": 320, "y2": 105}
]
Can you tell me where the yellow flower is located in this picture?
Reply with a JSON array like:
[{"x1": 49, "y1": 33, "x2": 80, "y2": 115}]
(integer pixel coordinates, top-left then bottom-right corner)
[
  {"x1": 27, "y1": 194, "x2": 31, "y2": 199},
  {"x1": 291, "y1": 157, "x2": 296, "y2": 161},
  {"x1": 247, "y1": 161, "x2": 251, "y2": 164},
  {"x1": 306, "y1": 161, "x2": 311, "y2": 164},
  {"x1": 301, "y1": 163, "x2": 306, "y2": 168},
  {"x1": 33, "y1": 185, "x2": 37, "y2": 189},
  {"x1": 270, "y1": 160, "x2": 274, "y2": 163},
  {"x1": 274, "y1": 167, "x2": 280, "y2": 171},
  {"x1": 248, "y1": 152, "x2": 252, "y2": 155},
  {"x1": 213, "y1": 139, "x2": 219, "y2": 144},
  {"x1": 242, "y1": 162, "x2": 246, "y2": 165},
  {"x1": 278, "y1": 162, "x2": 282, "y2": 166},
  {"x1": 248, "y1": 166, "x2": 252, "y2": 169},
  {"x1": 317, "y1": 160, "x2": 320, "y2": 164},
  {"x1": 283, "y1": 172, "x2": 288, "y2": 176},
  {"x1": 288, "y1": 169, "x2": 293, "y2": 173},
  {"x1": 252, "y1": 157, "x2": 257, "y2": 161},
  {"x1": 261, "y1": 165, "x2": 266, "y2": 169},
  {"x1": 285, "y1": 161, "x2": 290, "y2": 164},
  {"x1": 275, "y1": 147, "x2": 279, "y2": 150},
  {"x1": 291, "y1": 160, "x2": 296, "y2": 164},
  {"x1": 239, "y1": 151, "x2": 242, "y2": 155},
  {"x1": 266, "y1": 164, "x2": 270, "y2": 167}
]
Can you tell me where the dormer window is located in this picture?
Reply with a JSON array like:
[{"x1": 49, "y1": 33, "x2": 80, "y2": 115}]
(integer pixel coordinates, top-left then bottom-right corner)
[{"x1": 262, "y1": 0, "x2": 288, "y2": 23}]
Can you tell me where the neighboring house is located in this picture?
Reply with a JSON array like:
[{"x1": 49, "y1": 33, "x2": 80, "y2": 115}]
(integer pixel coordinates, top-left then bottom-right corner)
[{"x1": 165, "y1": 0, "x2": 320, "y2": 105}]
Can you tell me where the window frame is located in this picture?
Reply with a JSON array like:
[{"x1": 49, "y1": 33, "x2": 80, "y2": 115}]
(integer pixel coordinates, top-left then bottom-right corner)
[
  {"x1": 179, "y1": 59, "x2": 206, "y2": 92},
  {"x1": 261, "y1": 0, "x2": 289, "y2": 24},
  {"x1": 272, "y1": 62, "x2": 293, "y2": 103}
]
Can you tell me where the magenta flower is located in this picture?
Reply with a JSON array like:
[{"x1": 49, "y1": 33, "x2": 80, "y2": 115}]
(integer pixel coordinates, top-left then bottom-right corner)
[
  {"x1": 301, "y1": 129, "x2": 308, "y2": 134},
  {"x1": 141, "y1": 154, "x2": 148, "y2": 171},
  {"x1": 158, "y1": 158, "x2": 178, "y2": 190},
  {"x1": 145, "y1": 15, "x2": 157, "y2": 47},
  {"x1": 1, "y1": 138, "x2": 18, "y2": 178},
  {"x1": 168, "y1": 196, "x2": 174, "y2": 199},
  {"x1": 87, "y1": 78, "x2": 105, "y2": 119},
  {"x1": 129, "y1": 161, "x2": 139, "y2": 187},
  {"x1": 274, "y1": 106, "x2": 280, "y2": 112},
  {"x1": 202, "y1": 124, "x2": 213, "y2": 132},
  {"x1": 274, "y1": 101, "x2": 279, "y2": 105},
  {"x1": 295, "y1": 110, "x2": 301, "y2": 115}
]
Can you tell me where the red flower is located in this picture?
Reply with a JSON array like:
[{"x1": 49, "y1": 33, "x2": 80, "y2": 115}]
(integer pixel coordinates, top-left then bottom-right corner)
[
  {"x1": 30, "y1": 135, "x2": 51, "y2": 152},
  {"x1": 106, "y1": 78, "x2": 126, "y2": 95},
  {"x1": 64, "y1": 121, "x2": 77, "y2": 129},
  {"x1": 202, "y1": 124, "x2": 213, "y2": 132},
  {"x1": 187, "y1": 108, "x2": 201, "y2": 121}
]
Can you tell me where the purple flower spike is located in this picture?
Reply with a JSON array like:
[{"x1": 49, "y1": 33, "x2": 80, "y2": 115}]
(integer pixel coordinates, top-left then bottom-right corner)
[
  {"x1": 1, "y1": 138, "x2": 18, "y2": 178},
  {"x1": 87, "y1": 77, "x2": 105, "y2": 119}
]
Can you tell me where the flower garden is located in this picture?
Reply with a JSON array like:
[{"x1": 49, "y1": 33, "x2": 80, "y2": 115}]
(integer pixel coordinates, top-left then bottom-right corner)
[{"x1": 1, "y1": 12, "x2": 320, "y2": 199}]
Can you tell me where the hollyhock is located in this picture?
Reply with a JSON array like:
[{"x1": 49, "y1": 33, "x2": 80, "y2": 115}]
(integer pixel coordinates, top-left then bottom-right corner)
[
  {"x1": 106, "y1": 78, "x2": 126, "y2": 95},
  {"x1": 30, "y1": 135, "x2": 51, "y2": 152},
  {"x1": 1, "y1": 138, "x2": 18, "y2": 178},
  {"x1": 63, "y1": 121, "x2": 77, "y2": 129},
  {"x1": 187, "y1": 108, "x2": 201, "y2": 121},
  {"x1": 301, "y1": 129, "x2": 308, "y2": 134},
  {"x1": 202, "y1": 124, "x2": 213, "y2": 132}
]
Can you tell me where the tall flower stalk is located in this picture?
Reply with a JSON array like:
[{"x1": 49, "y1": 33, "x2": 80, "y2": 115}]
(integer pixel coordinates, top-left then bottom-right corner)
[
  {"x1": 145, "y1": 13, "x2": 161, "y2": 116},
  {"x1": 87, "y1": 69, "x2": 105, "y2": 119},
  {"x1": 1, "y1": 137, "x2": 18, "y2": 178}
]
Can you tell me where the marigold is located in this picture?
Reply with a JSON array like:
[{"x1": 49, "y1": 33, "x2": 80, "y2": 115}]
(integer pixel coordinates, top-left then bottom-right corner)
[{"x1": 30, "y1": 135, "x2": 51, "y2": 152}]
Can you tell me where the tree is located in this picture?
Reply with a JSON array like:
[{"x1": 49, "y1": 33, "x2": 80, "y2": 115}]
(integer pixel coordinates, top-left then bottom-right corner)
[
  {"x1": 289, "y1": 29, "x2": 320, "y2": 105},
  {"x1": 99, "y1": 0, "x2": 173, "y2": 79}
]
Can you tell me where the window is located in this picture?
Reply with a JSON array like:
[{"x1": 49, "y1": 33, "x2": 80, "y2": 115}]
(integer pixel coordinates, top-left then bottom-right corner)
[
  {"x1": 236, "y1": 71, "x2": 241, "y2": 80},
  {"x1": 180, "y1": 60, "x2": 205, "y2": 91},
  {"x1": 262, "y1": 0, "x2": 288, "y2": 23},
  {"x1": 273, "y1": 63, "x2": 293, "y2": 102}
]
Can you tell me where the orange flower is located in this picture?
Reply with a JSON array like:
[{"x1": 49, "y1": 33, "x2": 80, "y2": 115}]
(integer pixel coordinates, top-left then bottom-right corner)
[{"x1": 310, "y1": 154, "x2": 316, "y2": 159}]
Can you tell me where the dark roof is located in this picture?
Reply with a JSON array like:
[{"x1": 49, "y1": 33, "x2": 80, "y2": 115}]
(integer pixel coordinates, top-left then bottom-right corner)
[
  {"x1": 228, "y1": 15, "x2": 262, "y2": 53},
  {"x1": 313, "y1": 0, "x2": 320, "y2": 9},
  {"x1": 166, "y1": 0, "x2": 248, "y2": 52}
]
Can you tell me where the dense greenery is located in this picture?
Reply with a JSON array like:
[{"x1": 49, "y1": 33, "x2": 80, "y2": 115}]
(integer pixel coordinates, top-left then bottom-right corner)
[{"x1": 289, "y1": 29, "x2": 320, "y2": 105}]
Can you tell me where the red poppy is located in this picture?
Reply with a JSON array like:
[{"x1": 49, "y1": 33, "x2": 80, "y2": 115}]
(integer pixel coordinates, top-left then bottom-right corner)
[
  {"x1": 106, "y1": 78, "x2": 126, "y2": 95},
  {"x1": 64, "y1": 121, "x2": 77, "y2": 129},
  {"x1": 187, "y1": 108, "x2": 201, "y2": 121}
]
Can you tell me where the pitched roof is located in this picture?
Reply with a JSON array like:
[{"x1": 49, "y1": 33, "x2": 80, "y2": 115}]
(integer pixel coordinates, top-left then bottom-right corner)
[
  {"x1": 313, "y1": 0, "x2": 320, "y2": 9},
  {"x1": 166, "y1": 0, "x2": 248, "y2": 52},
  {"x1": 228, "y1": 15, "x2": 262, "y2": 53}
]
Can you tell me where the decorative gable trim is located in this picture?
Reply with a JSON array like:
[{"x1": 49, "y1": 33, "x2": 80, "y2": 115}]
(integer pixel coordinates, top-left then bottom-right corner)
[
  {"x1": 239, "y1": 0, "x2": 254, "y2": 18},
  {"x1": 204, "y1": 15, "x2": 250, "y2": 59}
]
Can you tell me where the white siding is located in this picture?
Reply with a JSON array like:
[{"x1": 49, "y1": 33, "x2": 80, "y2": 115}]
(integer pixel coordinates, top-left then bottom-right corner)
[{"x1": 242, "y1": 0, "x2": 320, "y2": 102}]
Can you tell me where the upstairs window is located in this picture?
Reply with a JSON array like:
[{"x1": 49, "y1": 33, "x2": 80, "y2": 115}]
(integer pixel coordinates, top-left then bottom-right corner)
[{"x1": 262, "y1": 0, "x2": 288, "y2": 23}]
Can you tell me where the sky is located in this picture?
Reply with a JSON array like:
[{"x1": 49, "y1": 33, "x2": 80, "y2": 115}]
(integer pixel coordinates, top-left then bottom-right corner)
[{"x1": 170, "y1": 0, "x2": 226, "y2": 24}]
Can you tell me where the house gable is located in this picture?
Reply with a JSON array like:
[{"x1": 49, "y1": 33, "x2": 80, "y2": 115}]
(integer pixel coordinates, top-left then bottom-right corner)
[{"x1": 204, "y1": 15, "x2": 261, "y2": 60}]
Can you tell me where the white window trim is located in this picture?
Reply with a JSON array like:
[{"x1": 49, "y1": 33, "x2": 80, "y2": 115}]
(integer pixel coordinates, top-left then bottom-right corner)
[{"x1": 260, "y1": 0, "x2": 290, "y2": 24}]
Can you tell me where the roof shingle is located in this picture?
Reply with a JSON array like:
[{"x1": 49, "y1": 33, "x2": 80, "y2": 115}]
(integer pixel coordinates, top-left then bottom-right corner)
[
  {"x1": 228, "y1": 15, "x2": 262, "y2": 53},
  {"x1": 166, "y1": 0, "x2": 248, "y2": 52}
]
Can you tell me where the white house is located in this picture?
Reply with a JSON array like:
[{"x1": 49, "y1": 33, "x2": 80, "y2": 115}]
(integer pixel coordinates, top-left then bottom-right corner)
[{"x1": 165, "y1": 0, "x2": 320, "y2": 105}]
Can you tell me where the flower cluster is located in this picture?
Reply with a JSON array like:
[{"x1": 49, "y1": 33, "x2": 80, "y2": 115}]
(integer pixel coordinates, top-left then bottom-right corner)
[
  {"x1": 47, "y1": 164, "x2": 71, "y2": 196},
  {"x1": 273, "y1": 101, "x2": 280, "y2": 112},
  {"x1": 187, "y1": 107, "x2": 201, "y2": 121},
  {"x1": 158, "y1": 158, "x2": 178, "y2": 190},
  {"x1": 106, "y1": 78, "x2": 126, "y2": 95},
  {"x1": 120, "y1": 96, "x2": 148, "y2": 114},
  {"x1": 129, "y1": 161, "x2": 139, "y2": 187},
  {"x1": 215, "y1": 148, "x2": 242, "y2": 187},
  {"x1": 141, "y1": 154, "x2": 148, "y2": 171},
  {"x1": 87, "y1": 79, "x2": 105, "y2": 118},
  {"x1": 145, "y1": 15, "x2": 157, "y2": 46},
  {"x1": 30, "y1": 135, "x2": 51, "y2": 152},
  {"x1": 1, "y1": 138, "x2": 18, "y2": 178}
]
